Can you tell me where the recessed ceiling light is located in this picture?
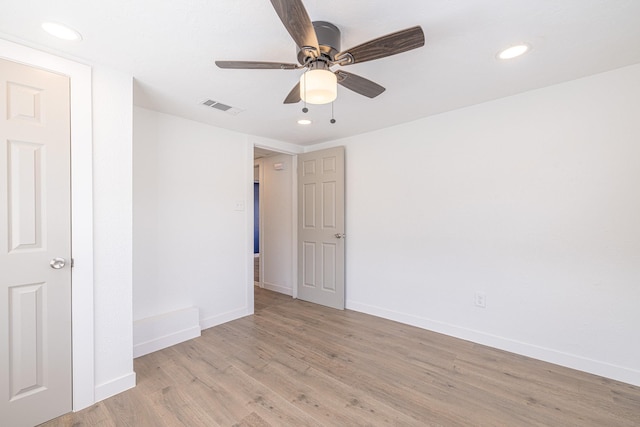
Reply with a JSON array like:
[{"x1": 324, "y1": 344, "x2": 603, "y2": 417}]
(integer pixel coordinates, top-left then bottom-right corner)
[
  {"x1": 497, "y1": 44, "x2": 530, "y2": 60},
  {"x1": 297, "y1": 119, "x2": 312, "y2": 125},
  {"x1": 41, "y1": 22, "x2": 82, "y2": 41}
]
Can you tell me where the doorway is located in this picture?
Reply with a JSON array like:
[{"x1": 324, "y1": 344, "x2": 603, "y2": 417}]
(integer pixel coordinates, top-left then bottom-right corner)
[
  {"x1": 253, "y1": 165, "x2": 260, "y2": 285},
  {"x1": 253, "y1": 147, "x2": 296, "y2": 308},
  {"x1": 251, "y1": 146, "x2": 346, "y2": 311}
]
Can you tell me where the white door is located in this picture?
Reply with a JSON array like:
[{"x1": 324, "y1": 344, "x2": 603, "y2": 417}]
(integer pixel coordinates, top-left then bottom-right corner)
[
  {"x1": 0, "y1": 58, "x2": 72, "y2": 426},
  {"x1": 297, "y1": 146, "x2": 345, "y2": 309}
]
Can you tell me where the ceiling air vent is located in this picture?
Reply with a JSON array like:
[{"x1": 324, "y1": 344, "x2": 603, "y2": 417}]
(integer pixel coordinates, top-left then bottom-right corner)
[{"x1": 200, "y1": 99, "x2": 244, "y2": 115}]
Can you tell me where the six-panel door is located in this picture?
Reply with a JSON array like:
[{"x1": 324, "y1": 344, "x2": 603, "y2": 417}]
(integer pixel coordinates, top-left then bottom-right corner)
[{"x1": 0, "y1": 58, "x2": 72, "y2": 426}]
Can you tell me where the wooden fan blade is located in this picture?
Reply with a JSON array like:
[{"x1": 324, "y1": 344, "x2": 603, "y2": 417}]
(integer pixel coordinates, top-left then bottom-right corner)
[
  {"x1": 215, "y1": 61, "x2": 298, "y2": 70},
  {"x1": 270, "y1": 0, "x2": 319, "y2": 55},
  {"x1": 336, "y1": 26, "x2": 425, "y2": 65},
  {"x1": 283, "y1": 82, "x2": 301, "y2": 104},
  {"x1": 335, "y1": 71, "x2": 386, "y2": 98}
]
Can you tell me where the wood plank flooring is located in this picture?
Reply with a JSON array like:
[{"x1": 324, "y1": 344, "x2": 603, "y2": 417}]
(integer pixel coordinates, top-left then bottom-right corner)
[{"x1": 41, "y1": 288, "x2": 640, "y2": 426}]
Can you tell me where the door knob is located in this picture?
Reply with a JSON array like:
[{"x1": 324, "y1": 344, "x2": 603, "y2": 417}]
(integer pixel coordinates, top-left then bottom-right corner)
[
  {"x1": 50, "y1": 258, "x2": 66, "y2": 269},
  {"x1": 334, "y1": 233, "x2": 345, "y2": 239}
]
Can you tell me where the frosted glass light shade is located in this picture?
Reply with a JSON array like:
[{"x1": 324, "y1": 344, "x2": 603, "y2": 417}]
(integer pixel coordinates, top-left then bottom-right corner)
[{"x1": 300, "y1": 70, "x2": 337, "y2": 104}]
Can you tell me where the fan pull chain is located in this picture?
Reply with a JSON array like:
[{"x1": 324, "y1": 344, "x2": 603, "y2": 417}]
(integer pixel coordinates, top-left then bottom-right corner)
[
  {"x1": 330, "y1": 102, "x2": 336, "y2": 124},
  {"x1": 302, "y1": 70, "x2": 308, "y2": 113}
]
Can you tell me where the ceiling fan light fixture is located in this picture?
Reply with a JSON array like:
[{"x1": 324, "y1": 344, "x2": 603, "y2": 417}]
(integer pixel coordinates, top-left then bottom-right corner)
[
  {"x1": 300, "y1": 69, "x2": 337, "y2": 105},
  {"x1": 497, "y1": 44, "x2": 530, "y2": 60}
]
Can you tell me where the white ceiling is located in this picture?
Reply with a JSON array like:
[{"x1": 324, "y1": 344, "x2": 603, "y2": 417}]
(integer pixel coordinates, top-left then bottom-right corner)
[{"x1": 2, "y1": 0, "x2": 640, "y2": 146}]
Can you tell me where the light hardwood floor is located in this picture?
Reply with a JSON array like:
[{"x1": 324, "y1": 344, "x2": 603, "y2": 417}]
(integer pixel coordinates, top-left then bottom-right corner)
[{"x1": 41, "y1": 288, "x2": 640, "y2": 426}]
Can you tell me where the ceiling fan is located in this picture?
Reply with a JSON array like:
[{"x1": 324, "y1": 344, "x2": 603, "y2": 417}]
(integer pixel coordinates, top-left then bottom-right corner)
[{"x1": 215, "y1": 0, "x2": 425, "y2": 105}]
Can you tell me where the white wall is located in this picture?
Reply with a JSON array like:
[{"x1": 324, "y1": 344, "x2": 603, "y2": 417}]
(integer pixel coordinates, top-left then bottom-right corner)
[
  {"x1": 92, "y1": 67, "x2": 136, "y2": 400},
  {"x1": 312, "y1": 63, "x2": 640, "y2": 386},
  {"x1": 258, "y1": 154, "x2": 295, "y2": 295},
  {"x1": 133, "y1": 107, "x2": 253, "y2": 348}
]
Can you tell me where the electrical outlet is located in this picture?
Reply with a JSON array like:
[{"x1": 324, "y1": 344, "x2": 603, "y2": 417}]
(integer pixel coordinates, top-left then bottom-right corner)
[{"x1": 474, "y1": 292, "x2": 486, "y2": 308}]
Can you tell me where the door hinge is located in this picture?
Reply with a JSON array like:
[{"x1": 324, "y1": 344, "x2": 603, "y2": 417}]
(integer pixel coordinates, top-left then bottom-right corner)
[{"x1": 71, "y1": 258, "x2": 74, "y2": 268}]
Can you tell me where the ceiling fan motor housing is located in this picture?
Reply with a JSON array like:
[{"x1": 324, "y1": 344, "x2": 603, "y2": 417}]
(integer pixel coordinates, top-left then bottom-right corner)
[{"x1": 297, "y1": 21, "x2": 341, "y2": 64}]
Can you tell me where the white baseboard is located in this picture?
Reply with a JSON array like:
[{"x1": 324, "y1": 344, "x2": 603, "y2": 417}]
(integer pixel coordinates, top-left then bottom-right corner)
[
  {"x1": 346, "y1": 299, "x2": 640, "y2": 387},
  {"x1": 263, "y1": 281, "x2": 293, "y2": 296},
  {"x1": 133, "y1": 307, "x2": 201, "y2": 358},
  {"x1": 200, "y1": 307, "x2": 250, "y2": 330},
  {"x1": 94, "y1": 372, "x2": 136, "y2": 403}
]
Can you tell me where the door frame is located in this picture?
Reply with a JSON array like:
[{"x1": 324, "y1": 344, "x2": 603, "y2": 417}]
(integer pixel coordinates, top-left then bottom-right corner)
[{"x1": 1, "y1": 38, "x2": 95, "y2": 411}]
